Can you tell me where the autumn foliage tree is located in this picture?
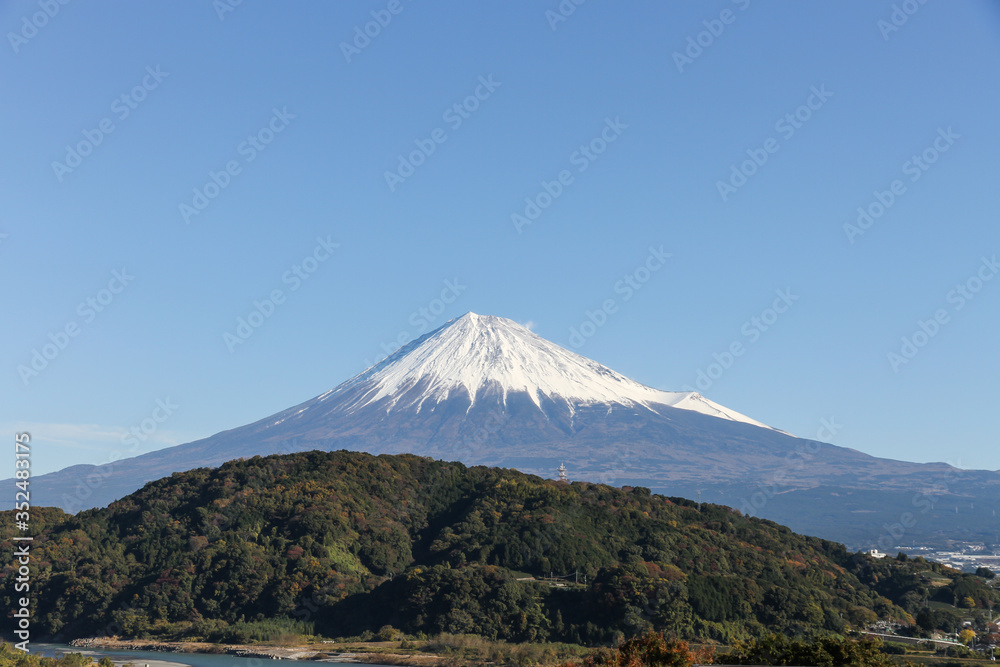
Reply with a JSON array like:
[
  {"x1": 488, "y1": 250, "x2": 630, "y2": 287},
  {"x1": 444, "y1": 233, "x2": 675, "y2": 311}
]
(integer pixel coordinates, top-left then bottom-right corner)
[{"x1": 562, "y1": 631, "x2": 713, "y2": 667}]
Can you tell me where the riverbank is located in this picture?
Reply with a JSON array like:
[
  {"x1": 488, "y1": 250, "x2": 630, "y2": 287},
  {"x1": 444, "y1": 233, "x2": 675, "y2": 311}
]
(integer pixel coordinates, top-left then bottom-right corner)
[
  {"x1": 68, "y1": 637, "x2": 441, "y2": 666},
  {"x1": 65, "y1": 635, "x2": 589, "y2": 667}
]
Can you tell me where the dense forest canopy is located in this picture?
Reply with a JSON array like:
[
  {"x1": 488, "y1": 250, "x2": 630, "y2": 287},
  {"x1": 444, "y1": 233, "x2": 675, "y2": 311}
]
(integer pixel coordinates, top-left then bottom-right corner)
[{"x1": 2, "y1": 450, "x2": 996, "y2": 644}]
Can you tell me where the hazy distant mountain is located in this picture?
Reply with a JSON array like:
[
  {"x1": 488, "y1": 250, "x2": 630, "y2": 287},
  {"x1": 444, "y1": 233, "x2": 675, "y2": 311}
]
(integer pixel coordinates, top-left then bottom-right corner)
[{"x1": 19, "y1": 313, "x2": 1000, "y2": 549}]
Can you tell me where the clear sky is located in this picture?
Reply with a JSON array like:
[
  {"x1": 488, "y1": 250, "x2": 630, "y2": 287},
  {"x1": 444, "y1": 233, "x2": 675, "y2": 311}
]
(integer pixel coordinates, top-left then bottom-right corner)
[{"x1": 3, "y1": 1, "x2": 1000, "y2": 476}]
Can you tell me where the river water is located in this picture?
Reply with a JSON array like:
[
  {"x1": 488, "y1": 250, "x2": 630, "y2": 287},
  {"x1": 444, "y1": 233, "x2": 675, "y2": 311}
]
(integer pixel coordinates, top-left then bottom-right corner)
[{"x1": 32, "y1": 644, "x2": 396, "y2": 667}]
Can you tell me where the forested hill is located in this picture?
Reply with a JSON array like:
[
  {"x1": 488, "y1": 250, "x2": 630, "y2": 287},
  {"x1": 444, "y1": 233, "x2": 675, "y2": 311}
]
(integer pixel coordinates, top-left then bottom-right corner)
[{"x1": 2, "y1": 451, "x2": 922, "y2": 643}]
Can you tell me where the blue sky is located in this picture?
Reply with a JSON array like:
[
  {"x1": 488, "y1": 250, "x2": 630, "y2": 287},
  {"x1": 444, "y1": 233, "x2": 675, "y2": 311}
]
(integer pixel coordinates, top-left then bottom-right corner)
[{"x1": 3, "y1": 1, "x2": 1000, "y2": 476}]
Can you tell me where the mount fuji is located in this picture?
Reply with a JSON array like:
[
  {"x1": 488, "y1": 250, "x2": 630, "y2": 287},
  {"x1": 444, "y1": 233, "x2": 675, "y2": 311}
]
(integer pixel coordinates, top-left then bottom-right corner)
[
  {"x1": 313, "y1": 312, "x2": 774, "y2": 428},
  {"x1": 21, "y1": 312, "x2": 1000, "y2": 549}
]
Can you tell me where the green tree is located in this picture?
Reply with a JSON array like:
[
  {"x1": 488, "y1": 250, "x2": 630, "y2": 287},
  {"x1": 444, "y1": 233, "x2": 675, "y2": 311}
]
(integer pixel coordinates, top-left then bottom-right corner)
[{"x1": 718, "y1": 634, "x2": 896, "y2": 667}]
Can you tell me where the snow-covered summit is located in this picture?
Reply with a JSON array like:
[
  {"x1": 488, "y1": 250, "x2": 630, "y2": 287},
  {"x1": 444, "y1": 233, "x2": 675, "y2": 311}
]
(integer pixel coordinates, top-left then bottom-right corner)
[{"x1": 323, "y1": 312, "x2": 774, "y2": 430}]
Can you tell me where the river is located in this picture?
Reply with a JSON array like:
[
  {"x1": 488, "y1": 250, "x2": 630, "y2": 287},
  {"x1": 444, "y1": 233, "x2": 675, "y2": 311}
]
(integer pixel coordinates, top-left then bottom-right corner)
[{"x1": 31, "y1": 644, "x2": 396, "y2": 667}]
